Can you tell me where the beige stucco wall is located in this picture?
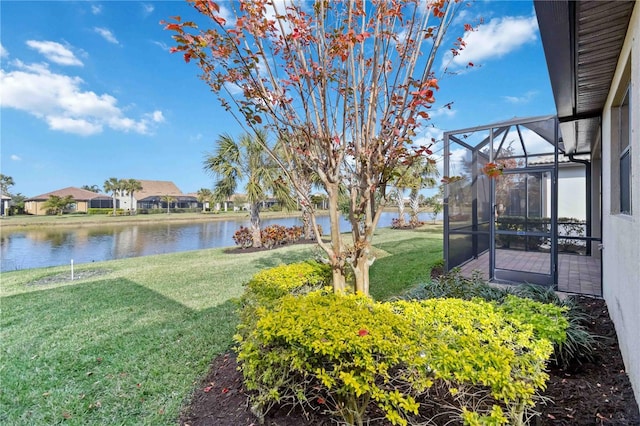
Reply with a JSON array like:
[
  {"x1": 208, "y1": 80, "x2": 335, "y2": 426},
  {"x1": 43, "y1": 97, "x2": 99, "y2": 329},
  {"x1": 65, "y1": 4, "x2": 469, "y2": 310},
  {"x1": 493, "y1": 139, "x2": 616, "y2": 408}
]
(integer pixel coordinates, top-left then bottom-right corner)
[
  {"x1": 601, "y1": 3, "x2": 640, "y2": 408},
  {"x1": 24, "y1": 200, "x2": 89, "y2": 215},
  {"x1": 25, "y1": 200, "x2": 46, "y2": 215}
]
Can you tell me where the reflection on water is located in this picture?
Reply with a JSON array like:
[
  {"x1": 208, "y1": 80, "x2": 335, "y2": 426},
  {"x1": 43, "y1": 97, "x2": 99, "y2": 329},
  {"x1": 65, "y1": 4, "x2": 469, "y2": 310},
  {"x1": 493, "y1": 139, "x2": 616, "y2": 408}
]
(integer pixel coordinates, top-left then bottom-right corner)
[{"x1": 1, "y1": 212, "x2": 438, "y2": 271}]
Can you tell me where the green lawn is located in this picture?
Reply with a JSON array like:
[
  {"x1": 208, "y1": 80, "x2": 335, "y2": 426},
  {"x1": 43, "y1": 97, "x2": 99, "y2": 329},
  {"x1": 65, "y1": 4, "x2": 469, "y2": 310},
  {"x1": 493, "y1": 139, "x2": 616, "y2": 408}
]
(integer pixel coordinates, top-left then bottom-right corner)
[{"x1": 0, "y1": 227, "x2": 442, "y2": 425}]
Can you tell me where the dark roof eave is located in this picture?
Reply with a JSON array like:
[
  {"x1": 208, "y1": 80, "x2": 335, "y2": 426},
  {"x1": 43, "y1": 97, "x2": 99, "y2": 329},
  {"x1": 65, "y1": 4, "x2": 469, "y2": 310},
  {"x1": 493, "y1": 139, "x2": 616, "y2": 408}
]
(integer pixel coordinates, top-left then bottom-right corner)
[{"x1": 534, "y1": 0, "x2": 635, "y2": 155}]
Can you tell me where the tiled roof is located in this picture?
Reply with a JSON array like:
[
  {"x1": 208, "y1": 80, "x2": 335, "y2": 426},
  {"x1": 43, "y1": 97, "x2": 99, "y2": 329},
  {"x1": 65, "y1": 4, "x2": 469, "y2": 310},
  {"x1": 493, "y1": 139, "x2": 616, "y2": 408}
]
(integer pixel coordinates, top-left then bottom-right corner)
[
  {"x1": 131, "y1": 180, "x2": 183, "y2": 199},
  {"x1": 27, "y1": 187, "x2": 111, "y2": 201}
]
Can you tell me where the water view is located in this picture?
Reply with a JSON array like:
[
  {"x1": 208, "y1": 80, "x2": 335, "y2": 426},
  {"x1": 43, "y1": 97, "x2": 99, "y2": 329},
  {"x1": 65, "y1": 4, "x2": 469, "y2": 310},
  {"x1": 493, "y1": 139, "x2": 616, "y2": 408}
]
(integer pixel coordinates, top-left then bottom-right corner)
[{"x1": 1, "y1": 212, "x2": 439, "y2": 271}]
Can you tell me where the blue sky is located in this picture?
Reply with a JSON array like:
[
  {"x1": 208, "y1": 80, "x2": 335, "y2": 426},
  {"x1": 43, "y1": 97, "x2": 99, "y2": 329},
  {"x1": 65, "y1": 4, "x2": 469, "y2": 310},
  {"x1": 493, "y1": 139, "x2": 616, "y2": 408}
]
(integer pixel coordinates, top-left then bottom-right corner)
[{"x1": 0, "y1": 0, "x2": 556, "y2": 198}]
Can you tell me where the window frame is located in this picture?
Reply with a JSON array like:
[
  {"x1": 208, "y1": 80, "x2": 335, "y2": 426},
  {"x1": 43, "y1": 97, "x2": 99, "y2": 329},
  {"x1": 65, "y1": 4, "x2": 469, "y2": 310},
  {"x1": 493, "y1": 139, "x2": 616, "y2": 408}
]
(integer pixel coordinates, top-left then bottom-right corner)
[{"x1": 618, "y1": 84, "x2": 632, "y2": 215}]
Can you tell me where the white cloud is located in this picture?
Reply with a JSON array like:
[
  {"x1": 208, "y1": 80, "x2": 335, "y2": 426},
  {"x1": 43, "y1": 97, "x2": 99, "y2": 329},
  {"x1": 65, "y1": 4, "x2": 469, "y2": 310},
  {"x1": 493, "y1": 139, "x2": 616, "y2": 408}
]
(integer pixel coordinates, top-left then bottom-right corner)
[
  {"x1": 1, "y1": 43, "x2": 8, "y2": 58},
  {"x1": 10, "y1": 154, "x2": 21, "y2": 161},
  {"x1": 47, "y1": 116, "x2": 103, "y2": 136},
  {"x1": 445, "y1": 14, "x2": 538, "y2": 68},
  {"x1": 218, "y1": 4, "x2": 235, "y2": 26},
  {"x1": 502, "y1": 90, "x2": 538, "y2": 104},
  {"x1": 151, "y1": 40, "x2": 170, "y2": 51},
  {"x1": 149, "y1": 110, "x2": 164, "y2": 123},
  {"x1": 0, "y1": 61, "x2": 162, "y2": 136},
  {"x1": 142, "y1": 3, "x2": 154, "y2": 15},
  {"x1": 94, "y1": 27, "x2": 119, "y2": 44},
  {"x1": 428, "y1": 106, "x2": 457, "y2": 119},
  {"x1": 26, "y1": 40, "x2": 83, "y2": 66},
  {"x1": 91, "y1": 4, "x2": 102, "y2": 15}
]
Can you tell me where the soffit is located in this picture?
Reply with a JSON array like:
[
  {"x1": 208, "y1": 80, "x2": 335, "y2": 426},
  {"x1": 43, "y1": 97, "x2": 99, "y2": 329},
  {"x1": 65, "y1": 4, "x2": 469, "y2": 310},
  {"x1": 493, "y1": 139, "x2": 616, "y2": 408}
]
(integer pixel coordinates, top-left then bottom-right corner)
[{"x1": 534, "y1": 0, "x2": 635, "y2": 154}]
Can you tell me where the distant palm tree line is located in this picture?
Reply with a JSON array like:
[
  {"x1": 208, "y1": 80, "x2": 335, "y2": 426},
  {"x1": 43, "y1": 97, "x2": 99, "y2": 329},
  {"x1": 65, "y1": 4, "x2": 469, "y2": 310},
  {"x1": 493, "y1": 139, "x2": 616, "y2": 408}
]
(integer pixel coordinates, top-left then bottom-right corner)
[{"x1": 103, "y1": 178, "x2": 144, "y2": 215}]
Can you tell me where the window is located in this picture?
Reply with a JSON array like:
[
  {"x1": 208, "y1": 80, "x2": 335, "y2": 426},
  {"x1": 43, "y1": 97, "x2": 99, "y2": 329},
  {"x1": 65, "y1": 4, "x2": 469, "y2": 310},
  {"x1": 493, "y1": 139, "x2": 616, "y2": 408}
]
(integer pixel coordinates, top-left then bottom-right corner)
[{"x1": 619, "y1": 86, "x2": 631, "y2": 214}]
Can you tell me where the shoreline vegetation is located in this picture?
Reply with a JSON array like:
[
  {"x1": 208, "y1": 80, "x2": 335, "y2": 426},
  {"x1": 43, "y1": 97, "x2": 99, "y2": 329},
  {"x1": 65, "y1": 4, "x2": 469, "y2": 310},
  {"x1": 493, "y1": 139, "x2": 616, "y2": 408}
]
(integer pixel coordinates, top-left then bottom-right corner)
[
  {"x1": 0, "y1": 210, "x2": 307, "y2": 230},
  {"x1": 0, "y1": 208, "x2": 441, "y2": 231}
]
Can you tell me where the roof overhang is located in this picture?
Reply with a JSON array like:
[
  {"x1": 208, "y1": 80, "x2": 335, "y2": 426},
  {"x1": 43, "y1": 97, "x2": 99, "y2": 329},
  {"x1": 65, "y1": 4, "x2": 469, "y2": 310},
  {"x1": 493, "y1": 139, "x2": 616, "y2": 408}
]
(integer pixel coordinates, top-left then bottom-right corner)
[{"x1": 534, "y1": 0, "x2": 635, "y2": 155}]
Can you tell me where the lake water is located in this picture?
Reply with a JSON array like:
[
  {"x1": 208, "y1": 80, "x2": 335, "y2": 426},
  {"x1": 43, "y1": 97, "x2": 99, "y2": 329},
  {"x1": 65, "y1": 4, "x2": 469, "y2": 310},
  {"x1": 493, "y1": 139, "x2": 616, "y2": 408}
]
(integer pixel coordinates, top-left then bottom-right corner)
[{"x1": 1, "y1": 212, "x2": 439, "y2": 271}]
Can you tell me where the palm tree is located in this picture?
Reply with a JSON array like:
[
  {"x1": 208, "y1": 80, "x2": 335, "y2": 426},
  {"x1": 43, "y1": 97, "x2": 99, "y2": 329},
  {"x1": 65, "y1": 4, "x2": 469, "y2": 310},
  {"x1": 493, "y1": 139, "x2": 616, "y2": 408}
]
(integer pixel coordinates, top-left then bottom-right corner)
[
  {"x1": 123, "y1": 179, "x2": 143, "y2": 215},
  {"x1": 407, "y1": 158, "x2": 439, "y2": 225},
  {"x1": 391, "y1": 157, "x2": 438, "y2": 226},
  {"x1": 203, "y1": 130, "x2": 293, "y2": 248},
  {"x1": 196, "y1": 188, "x2": 213, "y2": 213},
  {"x1": 161, "y1": 195, "x2": 175, "y2": 214},
  {"x1": 81, "y1": 184, "x2": 100, "y2": 193},
  {"x1": 103, "y1": 177, "x2": 123, "y2": 216},
  {"x1": 0, "y1": 174, "x2": 15, "y2": 195}
]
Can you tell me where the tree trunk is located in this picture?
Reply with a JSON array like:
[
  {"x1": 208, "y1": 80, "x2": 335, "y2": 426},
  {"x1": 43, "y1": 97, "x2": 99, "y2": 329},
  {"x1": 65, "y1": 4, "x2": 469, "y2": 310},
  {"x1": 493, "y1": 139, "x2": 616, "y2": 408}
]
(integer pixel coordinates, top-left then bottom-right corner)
[
  {"x1": 326, "y1": 185, "x2": 347, "y2": 293},
  {"x1": 250, "y1": 202, "x2": 262, "y2": 248},
  {"x1": 395, "y1": 189, "x2": 406, "y2": 227},
  {"x1": 301, "y1": 204, "x2": 313, "y2": 240},
  {"x1": 352, "y1": 250, "x2": 371, "y2": 295},
  {"x1": 112, "y1": 195, "x2": 117, "y2": 216},
  {"x1": 409, "y1": 189, "x2": 420, "y2": 225}
]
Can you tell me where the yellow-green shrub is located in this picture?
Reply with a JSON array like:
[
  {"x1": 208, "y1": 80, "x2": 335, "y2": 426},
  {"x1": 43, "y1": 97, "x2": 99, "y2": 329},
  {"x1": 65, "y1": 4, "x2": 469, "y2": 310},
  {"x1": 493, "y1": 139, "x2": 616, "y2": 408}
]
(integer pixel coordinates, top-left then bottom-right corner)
[
  {"x1": 236, "y1": 290, "x2": 566, "y2": 426},
  {"x1": 496, "y1": 295, "x2": 568, "y2": 345},
  {"x1": 236, "y1": 261, "x2": 331, "y2": 338},
  {"x1": 236, "y1": 290, "x2": 420, "y2": 426},
  {"x1": 245, "y1": 260, "x2": 331, "y2": 304},
  {"x1": 393, "y1": 298, "x2": 559, "y2": 424}
]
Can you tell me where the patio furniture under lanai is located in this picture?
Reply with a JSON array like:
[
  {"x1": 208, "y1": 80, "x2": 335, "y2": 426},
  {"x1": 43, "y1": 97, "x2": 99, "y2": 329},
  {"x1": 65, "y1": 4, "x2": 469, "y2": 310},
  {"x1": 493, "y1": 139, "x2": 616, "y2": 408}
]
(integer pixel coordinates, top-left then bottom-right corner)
[{"x1": 443, "y1": 116, "x2": 602, "y2": 296}]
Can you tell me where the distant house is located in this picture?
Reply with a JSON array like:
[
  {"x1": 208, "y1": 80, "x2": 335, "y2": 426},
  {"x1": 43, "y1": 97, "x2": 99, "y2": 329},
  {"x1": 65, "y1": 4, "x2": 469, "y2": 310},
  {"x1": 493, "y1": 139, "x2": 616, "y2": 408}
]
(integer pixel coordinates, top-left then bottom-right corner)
[
  {"x1": 117, "y1": 180, "x2": 198, "y2": 211},
  {"x1": 1, "y1": 194, "x2": 11, "y2": 216},
  {"x1": 213, "y1": 193, "x2": 251, "y2": 212},
  {"x1": 25, "y1": 187, "x2": 113, "y2": 215}
]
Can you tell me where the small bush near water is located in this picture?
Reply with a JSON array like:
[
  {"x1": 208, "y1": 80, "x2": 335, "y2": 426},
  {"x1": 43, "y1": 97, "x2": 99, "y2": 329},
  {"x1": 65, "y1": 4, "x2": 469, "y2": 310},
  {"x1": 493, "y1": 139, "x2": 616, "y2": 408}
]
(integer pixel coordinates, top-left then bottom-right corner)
[
  {"x1": 234, "y1": 264, "x2": 569, "y2": 426},
  {"x1": 233, "y1": 224, "x2": 322, "y2": 249}
]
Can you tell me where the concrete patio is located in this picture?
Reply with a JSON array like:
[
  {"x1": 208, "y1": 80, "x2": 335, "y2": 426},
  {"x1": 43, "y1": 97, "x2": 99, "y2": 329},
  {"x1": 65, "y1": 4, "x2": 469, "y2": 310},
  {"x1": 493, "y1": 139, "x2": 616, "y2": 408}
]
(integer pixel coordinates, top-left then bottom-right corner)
[{"x1": 458, "y1": 250, "x2": 602, "y2": 296}]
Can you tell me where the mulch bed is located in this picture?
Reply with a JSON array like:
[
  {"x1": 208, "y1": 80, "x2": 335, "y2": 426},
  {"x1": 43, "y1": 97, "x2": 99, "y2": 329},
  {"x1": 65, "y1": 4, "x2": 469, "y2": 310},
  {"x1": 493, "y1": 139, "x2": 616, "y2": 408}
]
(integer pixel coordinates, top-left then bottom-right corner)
[{"x1": 180, "y1": 296, "x2": 639, "y2": 426}]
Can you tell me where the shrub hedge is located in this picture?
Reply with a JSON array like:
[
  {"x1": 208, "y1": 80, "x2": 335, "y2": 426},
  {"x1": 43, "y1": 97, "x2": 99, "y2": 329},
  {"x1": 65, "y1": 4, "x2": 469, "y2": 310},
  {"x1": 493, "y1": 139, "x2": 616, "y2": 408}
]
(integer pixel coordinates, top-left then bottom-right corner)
[
  {"x1": 407, "y1": 270, "x2": 597, "y2": 370},
  {"x1": 235, "y1": 265, "x2": 568, "y2": 426}
]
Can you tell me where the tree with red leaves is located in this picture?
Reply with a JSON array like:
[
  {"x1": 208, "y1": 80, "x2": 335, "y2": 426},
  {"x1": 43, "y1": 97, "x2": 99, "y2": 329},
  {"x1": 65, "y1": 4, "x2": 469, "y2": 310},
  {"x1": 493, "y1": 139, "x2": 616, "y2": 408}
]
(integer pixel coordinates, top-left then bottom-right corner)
[{"x1": 165, "y1": 0, "x2": 472, "y2": 295}]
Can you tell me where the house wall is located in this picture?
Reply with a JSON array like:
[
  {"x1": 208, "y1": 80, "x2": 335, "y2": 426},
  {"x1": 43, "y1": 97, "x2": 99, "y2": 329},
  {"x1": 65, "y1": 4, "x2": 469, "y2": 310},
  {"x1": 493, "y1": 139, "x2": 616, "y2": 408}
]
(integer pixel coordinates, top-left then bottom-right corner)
[
  {"x1": 558, "y1": 165, "x2": 587, "y2": 220},
  {"x1": 74, "y1": 201, "x2": 89, "y2": 213},
  {"x1": 544, "y1": 165, "x2": 587, "y2": 220},
  {"x1": 601, "y1": 4, "x2": 640, "y2": 407},
  {"x1": 25, "y1": 200, "x2": 46, "y2": 215},
  {"x1": 24, "y1": 200, "x2": 90, "y2": 215},
  {"x1": 117, "y1": 195, "x2": 136, "y2": 211}
]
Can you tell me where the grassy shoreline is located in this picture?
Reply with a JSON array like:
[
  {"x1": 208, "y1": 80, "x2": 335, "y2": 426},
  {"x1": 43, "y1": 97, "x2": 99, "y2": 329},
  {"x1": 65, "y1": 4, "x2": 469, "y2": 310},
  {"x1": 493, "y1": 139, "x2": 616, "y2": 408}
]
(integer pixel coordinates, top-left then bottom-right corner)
[
  {"x1": 0, "y1": 227, "x2": 443, "y2": 425},
  {"x1": 0, "y1": 210, "x2": 307, "y2": 230}
]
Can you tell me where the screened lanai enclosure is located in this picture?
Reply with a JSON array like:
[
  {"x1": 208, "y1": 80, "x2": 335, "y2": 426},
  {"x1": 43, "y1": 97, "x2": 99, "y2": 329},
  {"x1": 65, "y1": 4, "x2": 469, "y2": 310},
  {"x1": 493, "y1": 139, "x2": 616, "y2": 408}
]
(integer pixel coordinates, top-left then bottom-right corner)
[{"x1": 443, "y1": 115, "x2": 602, "y2": 296}]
